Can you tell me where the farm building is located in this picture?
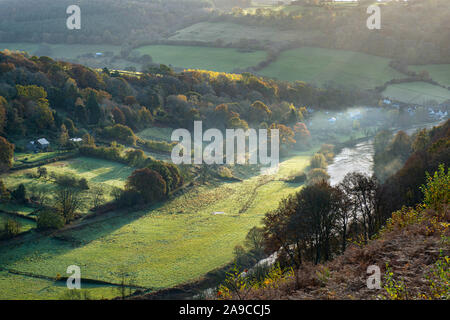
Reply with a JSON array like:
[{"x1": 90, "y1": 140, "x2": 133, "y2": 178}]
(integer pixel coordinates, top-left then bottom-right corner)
[{"x1": 27, "y1": 138, "x2": 50, "y2": 152}]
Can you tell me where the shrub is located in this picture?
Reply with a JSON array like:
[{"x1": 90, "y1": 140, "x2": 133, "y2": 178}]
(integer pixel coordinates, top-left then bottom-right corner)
[
  {"x1": 218, "y1": 166, "x2": 233, "y2": 179},
  {"x1": 101, "y1": 124, "x2": 137, "y2": 145},
  {"x1": 420, "y1": 164, "x2": 449, "y2": 213},
  {"x1": 1, "y1": 219, "x2": 21, "y2": 239},
  {"x1": 307, "y1": 168, "x2": 330, "y2": 184},
  {"x1": 138, "y1": 138, "x2": 176, "y2": 154},
  {"x1": 78, "y1": 178, "x2": 89, "y2": 190},
  {"x1": 425, "y1": 251, "x2": 450, "y2": 299},
  {"x1": 284, "y1": 171, "x2": 306, "y2": 183},
  {"x1": 310, "y1": 153, "x2": 327, "y2": 169},
  {"x1": 11, "y1": 184, "x2": 26, "y2": 203},
  {"x1": 37, "y1": 167, "x2": 47, "y2": 178},
  {"x1": 318, "y1": 144, "x2": 335, "y2": 162},
  {"x1": 383, "y1": 263, "x2": 410, "y2": 300},
  {"x1": 37, "y1": 210, "x2": 65, "y2": 230},
  {"x1": 126, "y1": 168, "x2": 167, "y2": 203}
]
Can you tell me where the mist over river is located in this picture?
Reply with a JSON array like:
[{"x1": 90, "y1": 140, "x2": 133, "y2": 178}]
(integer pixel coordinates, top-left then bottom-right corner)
[
  {"x1": 328, "y1": 141, "x2": 375, "y2": 186},
  {"x1": 327, "y1": 121, "x2": 446, "y2": 185}
]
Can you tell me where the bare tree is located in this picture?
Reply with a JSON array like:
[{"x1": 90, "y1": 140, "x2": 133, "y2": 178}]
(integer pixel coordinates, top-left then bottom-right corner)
[
  {"x1": 340, "y1": 172, "x2": 379, "y2": 243},
  {"x1": 54, "y1": 187, "x2": 84, "y2": 223}
]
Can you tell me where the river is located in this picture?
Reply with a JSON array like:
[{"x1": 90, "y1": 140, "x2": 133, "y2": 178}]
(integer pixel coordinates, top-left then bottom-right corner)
[{"x1": 327, "y1": 120, "x2": 446, "y2": 185}]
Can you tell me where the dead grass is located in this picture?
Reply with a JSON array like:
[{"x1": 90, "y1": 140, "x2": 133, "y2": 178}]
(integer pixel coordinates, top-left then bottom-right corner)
[{"x1": 233, "y1": 206, "x2": 449, "y2": 300}]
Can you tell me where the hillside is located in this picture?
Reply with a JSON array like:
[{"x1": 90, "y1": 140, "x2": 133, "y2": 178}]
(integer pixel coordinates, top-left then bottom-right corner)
[
  {"x1": 211, "y1": 120, "x2": 450, "y2": 301},
  {"x1": 270, "y1": 209, "x2": 447, "y2": 300},
  {"x1": 216, "y1": 170, "x2": 449, "y2": 300}
]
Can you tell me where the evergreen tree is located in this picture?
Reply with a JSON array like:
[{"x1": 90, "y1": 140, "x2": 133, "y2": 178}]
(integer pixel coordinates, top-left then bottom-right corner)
[{"x1": 86, "y1": 92, "x2": 102, "y2": 125}]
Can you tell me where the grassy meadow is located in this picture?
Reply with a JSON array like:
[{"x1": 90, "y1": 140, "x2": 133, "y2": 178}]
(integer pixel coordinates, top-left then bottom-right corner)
[
  {"x1": 134, "y1": 45, "x2": 267, "y2": 72},
  {"x1": 0, "y1": 213, "x2": 36, "y2": 234},
  {"x1": 0, "y1": 152, "x2": 311, "y2": 299},
  {"x1": 169, "y1": 22, "x2": 321, "y2": 46},
  {"x1": 258, "y1": 47, "x2": 403, "y2": 90},
  {"x1": 409, "y1": 64, "x2": 450, "y2": 87},
  {"x1": 382, "y1": 82, "x2": 450, "y2": 104},
  {"x1": 3, "y1": 157, "x2": 134, "y2": 212},
  {"x1": 136, "y1": 127, "x2": 175, "y2": 142}
]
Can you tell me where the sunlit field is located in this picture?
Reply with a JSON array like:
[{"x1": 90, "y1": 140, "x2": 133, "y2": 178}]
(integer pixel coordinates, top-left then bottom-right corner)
[
  {"x1": 3, "y1": 157, "x2": 134, "y2": 212},
  {"x1": 134, "y1": 45, "x2": 267, "y2": 72},
  {"x1": 169, "y1": 22, "x2": 321, "y2": 46},
  {"x1": 0, "y1": 153, "x2": 311, "y2": 299},
  {"x1": 258, "y1": 47, "x2": 403, "y2": 90},
  {"x1": 382, "y1": 82, "x2": 450, "y2": 104},
  {"x1": 409, "y1": 64, "x2": 450, "y2": 87},
  {"x1": 0, "y1": 0, "x2": 449, "y2": 303}
]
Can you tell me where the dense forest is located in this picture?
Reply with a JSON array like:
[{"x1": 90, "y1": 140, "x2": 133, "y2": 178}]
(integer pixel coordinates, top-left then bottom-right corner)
[
  {"x1": 0, "y1": 49, "x2": 373, "y2": 149},
  {"x1": 0, "y1": 0, "x2": 211, "y2": 45}
]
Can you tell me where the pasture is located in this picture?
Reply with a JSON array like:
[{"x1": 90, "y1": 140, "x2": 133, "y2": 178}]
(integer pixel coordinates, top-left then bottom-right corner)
[
  {"x1": 3, "y1": 157, "x2": 134, "y2": 212},
  {"x1": 0, "y1": 213, "x2": 36, "y2": 234},
  {"x1": 409, "y1": 64, "x2": 450, "y2": 87},
  {"x1": 258, "y1": 47, "x2": 403, "y2": 90},
  {"x1": 136, "y1": 127, "x2": 174, "y2": 142},
  {"x1": 134, "y1": 45, "x2": 267, "y2": 73},
  {"x1": 0, "y1": 152, "x2": 311, "y2": 299},
  {"x1": 382, "y1": 82, "x2": 450, "y2": 104},
  {"x1": 0, "y1": 270, "x2": 117, "y2": 300},
  {"x1": 13, "y1": 151, "x2": 74, "y2": 168},
  {"x1": 168, "y1": 22, "x2": 321, "y2": 46}
]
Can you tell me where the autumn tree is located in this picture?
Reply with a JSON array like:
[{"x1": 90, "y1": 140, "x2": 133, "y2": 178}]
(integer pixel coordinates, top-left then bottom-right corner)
[
  {"x1": 0, "y1": 96, "x2": 7, "y2": 134},
  {"x1": 126, "y1": 168, "x2": 167, "y2": 203},
  {"x1": 0, "y1": 136, "x2": 14, "y2": 172},
  {"x1": 250, "y1": 101, "x2": 271, "y2": 123},
  {"x1": 59, "y1": 124, "x2": 69, "y2": 148},
  {"x1": 112, "y1": 107, "x2": 126, "y2": 125},
  {"x1": 82, "y1": 133, "x2": 95, "y2": 146}
]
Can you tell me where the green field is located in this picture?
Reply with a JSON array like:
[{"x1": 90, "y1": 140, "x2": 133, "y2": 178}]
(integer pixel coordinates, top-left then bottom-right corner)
[
  {"x1": 0, "y1": 213, "x2": 36, "y2": 234},
  {"x1": 0, "y1": 270, "x2": 117, "y2": 300},
  {"x1": 134, "y1": 45, "x2": 267, "y2": 72},
  {"x1": 136, "y1": 127, "x2": 174, "y2": 142},
  {"x1": 3, "y1": 157, "x2": 134, "y2": 211},
  {"x1": 382, "y1": 82, "x2": 450, "y2": 104},
  {"x1": 258, "y1": 47, "x2": 403, "y2": 90},
  {"x1": 13, "y1": 151, "x2": 73, "y2": 167},
  {"x1": 0, "y1": 203, "x2": 35, "y2": 217},
  {"x1": 409, "y1": 64, "x2": 450, "y2": 87},
  {"x1": 169, "y1": 22, "x2": 321, "y2": 46},
  {"x1": 0, "y1": 152, "x2": 311, "y2": 299}
]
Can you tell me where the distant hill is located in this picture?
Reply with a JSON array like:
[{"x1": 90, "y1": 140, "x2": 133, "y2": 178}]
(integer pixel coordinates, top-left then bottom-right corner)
[{"x1": 0, "y1": 0, "x2": 211, "y2": 45}]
